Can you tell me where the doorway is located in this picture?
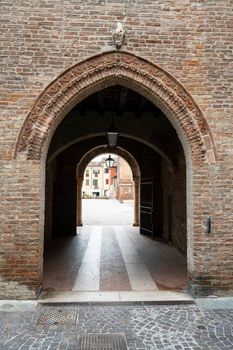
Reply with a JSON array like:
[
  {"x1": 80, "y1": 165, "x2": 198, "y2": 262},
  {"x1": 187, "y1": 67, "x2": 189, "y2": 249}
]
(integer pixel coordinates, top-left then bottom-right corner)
[
  {"x1": 81, "y1": 154, "x2": 134, "y2": 226},
  {"x1": 43, "y1": 84, "x2": 188, "y2": 296},
  {"x1": 13, "y1": 51, "x2": 217, "y2": 299}
]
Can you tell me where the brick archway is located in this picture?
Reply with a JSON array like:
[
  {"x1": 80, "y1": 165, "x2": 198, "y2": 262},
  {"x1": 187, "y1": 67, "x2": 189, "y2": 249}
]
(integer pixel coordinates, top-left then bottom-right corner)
[
  {"x1": 13, "y1": 51, "x2": 218, "y2": 297},
  {"x1": 15, "y1": 51, "x2": 217, "y2": 165},
  {"x1": 76, "y1": 146, "x2": 141, "y2": 227}
]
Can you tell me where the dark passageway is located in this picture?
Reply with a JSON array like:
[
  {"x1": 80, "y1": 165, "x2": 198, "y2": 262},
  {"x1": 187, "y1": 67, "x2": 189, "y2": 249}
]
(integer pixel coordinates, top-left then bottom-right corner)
[{"x1": 43, "y1": 85, "x2": 187, "y2": 295}]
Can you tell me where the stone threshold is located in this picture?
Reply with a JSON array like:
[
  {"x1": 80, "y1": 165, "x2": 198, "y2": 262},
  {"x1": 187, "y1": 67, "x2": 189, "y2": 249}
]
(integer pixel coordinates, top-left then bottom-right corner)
[{"x1": 38, "y1": 290, "x2": 194, "y2": 304}]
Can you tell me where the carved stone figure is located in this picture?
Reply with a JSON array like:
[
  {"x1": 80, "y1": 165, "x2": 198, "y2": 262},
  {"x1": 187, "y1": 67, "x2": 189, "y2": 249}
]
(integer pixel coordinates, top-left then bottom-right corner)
[{"x1": 112, "y1": 22, "x2": 126, "y2": 49}]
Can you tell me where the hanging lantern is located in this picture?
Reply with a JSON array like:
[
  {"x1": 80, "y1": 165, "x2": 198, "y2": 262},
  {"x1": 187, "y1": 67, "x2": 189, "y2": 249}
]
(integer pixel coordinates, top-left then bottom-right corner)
[
  {"x1": 106, "y1": 121, "x2": 119, "y2": 149},
  {"x1": 105, "y1": 154, "x2": 115, "y2": 168}
]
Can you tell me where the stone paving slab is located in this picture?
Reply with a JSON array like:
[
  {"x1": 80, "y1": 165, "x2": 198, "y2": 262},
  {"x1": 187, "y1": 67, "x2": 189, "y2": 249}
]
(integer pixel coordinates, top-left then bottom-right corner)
[
  {"x1": 196, "y1": 297, "x2": 233, "y2": 310},
  {"x1": 0, "y1": 300, "x2": 37, "y2": 312},
  {"x1": 1, "y1": 302, "x2": 233, "y2": 349}
]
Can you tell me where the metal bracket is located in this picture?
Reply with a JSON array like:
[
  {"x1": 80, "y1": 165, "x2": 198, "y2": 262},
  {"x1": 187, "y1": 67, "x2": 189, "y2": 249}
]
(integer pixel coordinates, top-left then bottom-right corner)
[{"x1": 207, "y1": 216, "x2": 211, "y2": 234}]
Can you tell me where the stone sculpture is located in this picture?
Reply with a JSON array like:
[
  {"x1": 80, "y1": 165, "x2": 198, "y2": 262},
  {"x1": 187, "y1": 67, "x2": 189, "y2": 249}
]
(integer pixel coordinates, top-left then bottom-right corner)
[{"x1": 112, "y1": 22, "x2": 126, "y2": 49}]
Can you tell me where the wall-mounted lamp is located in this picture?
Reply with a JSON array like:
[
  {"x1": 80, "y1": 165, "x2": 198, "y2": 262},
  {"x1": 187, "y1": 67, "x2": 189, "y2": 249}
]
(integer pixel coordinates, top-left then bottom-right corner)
[{"x1": 105, "y1": 154, "x2": 115, "y2": 169}]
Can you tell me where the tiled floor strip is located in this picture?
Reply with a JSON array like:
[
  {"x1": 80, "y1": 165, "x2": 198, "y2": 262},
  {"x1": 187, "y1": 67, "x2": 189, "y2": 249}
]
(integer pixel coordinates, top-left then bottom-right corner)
[
  {"x1": 72, "y1": 227, "x2": 102, "y2": 291},
  {"x1": 44, "y1": 225, "x2": 187, "y2": 293},
  {"x1": 43, "y1": 229, "x2": 91, "y2": 291},
  {"x1": 115, "y1": 226, "x2": 159, "y2": 291},
  {"x1": 100, "y1": 227, "x2": 131, "y2": 291}
]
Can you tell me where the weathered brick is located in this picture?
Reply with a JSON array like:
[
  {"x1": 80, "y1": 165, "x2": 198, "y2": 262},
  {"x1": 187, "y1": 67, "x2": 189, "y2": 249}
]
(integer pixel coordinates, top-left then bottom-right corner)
[{"x1": 0, "y1": 0, "x2": 233, "y2": 299}]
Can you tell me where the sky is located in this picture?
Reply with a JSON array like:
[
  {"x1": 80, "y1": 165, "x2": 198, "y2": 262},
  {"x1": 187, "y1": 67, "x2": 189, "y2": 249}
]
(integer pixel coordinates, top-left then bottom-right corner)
[{"x1": 92, "y1": 154, "x2": 118, "y2": 162}]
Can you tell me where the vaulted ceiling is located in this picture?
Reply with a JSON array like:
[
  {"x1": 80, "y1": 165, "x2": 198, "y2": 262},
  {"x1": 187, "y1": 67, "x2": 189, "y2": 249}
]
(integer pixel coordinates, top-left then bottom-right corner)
[{"x1": 47, "y1": 85, "x2": 183, "y2": 165}]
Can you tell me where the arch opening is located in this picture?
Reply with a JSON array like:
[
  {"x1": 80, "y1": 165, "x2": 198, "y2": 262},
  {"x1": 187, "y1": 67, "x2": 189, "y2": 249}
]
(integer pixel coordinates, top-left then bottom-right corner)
[
  {"x1": 80, "y1": 153, "x2": 135, "y2": 226},
  {"x1": 43, "y1": 82, "x2": 189, "y2": 294},
  {"x1": 76, "y1": 147, "x2": 141, "y2": 228},
  {"x1": 15, "y1": 51, "x2": 216, "y2": 165}
]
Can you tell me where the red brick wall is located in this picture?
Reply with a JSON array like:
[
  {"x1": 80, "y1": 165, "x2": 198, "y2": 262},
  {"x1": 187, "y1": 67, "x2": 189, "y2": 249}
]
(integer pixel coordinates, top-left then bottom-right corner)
[
  {"x1": 1, "y1": 0, "x2": 233, "y2": 298},
  {"x1": 161, "y1": 148, "x2": 187, "y2": 255},
  {"x1": 116, "y1": 157, "x2": 134, "y2": 201},
  {"x1": 109, "y1": 167, "x2": 117, "y2": 186}
]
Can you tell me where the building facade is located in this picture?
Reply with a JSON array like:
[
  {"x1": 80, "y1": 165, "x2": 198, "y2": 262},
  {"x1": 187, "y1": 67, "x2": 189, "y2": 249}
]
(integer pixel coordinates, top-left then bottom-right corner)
[
  {"x1": 0, "y1": 1, "x2": 233, "y2": 299},
  {"x1": 82, "y1": 156, "x2": 134, "y2": 200},
  {"x1": 82, "y1": 159, "x2": 110, "y2": 198},
  {"x1": 115, "y1": 157, "x2": 134, "y2": 201}
]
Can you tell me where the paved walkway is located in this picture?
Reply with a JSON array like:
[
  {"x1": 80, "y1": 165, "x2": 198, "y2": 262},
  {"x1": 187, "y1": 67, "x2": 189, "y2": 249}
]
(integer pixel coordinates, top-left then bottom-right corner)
[
  {"x1": 82, "y1": 199, "x2": 134, "y2": 226},
  {"x1": 1, "y1": 199, "x2": 233, "y2": 349},
  {"x1": 1, "y1": 301, "x2": 233, "y2": 349},
  {"x1": 43, "y1": 226, "x2": 187, "y2": 293}
]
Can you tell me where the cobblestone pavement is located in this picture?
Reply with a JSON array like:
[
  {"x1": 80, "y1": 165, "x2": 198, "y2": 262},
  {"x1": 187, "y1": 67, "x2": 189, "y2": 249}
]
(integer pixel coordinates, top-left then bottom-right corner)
[{"x1": 1, "y1": 303, "x2": 233, "y2": 349}]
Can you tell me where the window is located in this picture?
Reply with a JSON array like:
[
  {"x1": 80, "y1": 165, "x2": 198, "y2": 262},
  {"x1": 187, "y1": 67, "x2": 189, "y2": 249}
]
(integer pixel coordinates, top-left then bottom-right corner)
[
  {"x1": 106, "y1": 179, "x2": 109, "y2": 185},
  {"x1": 86, "y1": 179, "x2": 89, "y2": 186},
  {"x1": 105, "y1": 168, "x2": 109, "y2": 174},
  {"x1": 86, "y1": 169, "x2": 89, "y2": 177},
  {"x1": 93, "y1": 179, "x2": 98, "y2": 188}
]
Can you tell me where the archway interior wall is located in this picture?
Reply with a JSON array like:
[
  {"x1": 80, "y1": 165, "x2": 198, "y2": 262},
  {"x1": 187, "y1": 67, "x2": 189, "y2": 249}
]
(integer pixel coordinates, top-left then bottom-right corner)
[
  {"x1": 76, "y1": 143, "x2": 187, "y2": 254},
  {"x1": 161, "y1": 150, "x2": 187, "y2": 255},
  {"x1": 47, "y1": 131, "x2": 174, "y2": 169},
  {"x1": 45, "y1": 135, "x2": 187, "y2": 258},
  {"x1": 45, "y1": 138, "x2": 158, "y2": 240},
  {"x1": 77, "y1": 146, "x2": 141, "y2": 181}
]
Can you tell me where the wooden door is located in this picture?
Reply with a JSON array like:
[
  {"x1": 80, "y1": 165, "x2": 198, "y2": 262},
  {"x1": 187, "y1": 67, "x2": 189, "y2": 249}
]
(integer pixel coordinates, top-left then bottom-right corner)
[
  {"x1": 153, "y1": 184, "x2": 163, "y2": 238},
  {"x1": 140, "y1": 181, "x2": 153, "y2": 236}
]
